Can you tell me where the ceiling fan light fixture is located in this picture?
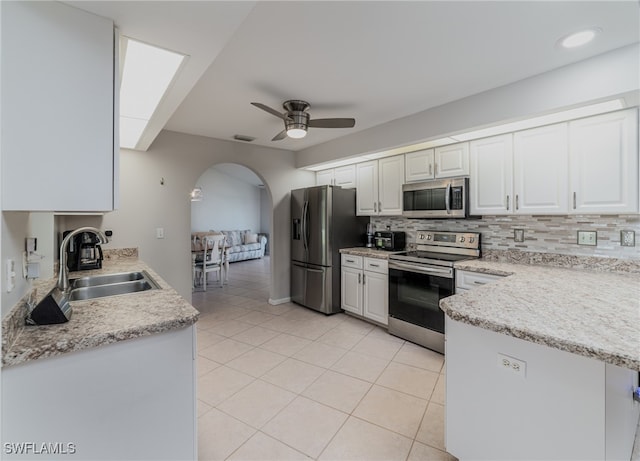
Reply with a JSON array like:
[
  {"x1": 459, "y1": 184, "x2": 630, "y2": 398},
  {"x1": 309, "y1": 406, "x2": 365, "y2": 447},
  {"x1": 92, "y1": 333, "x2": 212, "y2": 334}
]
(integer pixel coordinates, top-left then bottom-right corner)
[{"x1": 287, "y1": 127, "x2": 307, "y2": 139}]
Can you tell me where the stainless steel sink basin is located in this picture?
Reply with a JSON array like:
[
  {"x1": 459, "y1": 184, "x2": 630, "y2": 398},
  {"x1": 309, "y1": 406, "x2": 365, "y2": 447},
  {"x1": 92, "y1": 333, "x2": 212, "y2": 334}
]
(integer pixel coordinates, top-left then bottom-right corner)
[
  {"x1": 70, "y1": 271, "x2": 146, "y2": 288},
  {"x1": 68, "y1": 271, "x2": 160, "y2": 301}
]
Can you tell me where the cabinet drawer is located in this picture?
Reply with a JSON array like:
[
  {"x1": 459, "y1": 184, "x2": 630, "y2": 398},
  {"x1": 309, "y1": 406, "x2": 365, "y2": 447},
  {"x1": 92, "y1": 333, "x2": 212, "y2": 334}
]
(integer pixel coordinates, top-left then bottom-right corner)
[
  {"x1": 456, "y1": 270, "x2": 503, "y2": 291},
  {"x1": 364, "y1": 257, "x2": 388, "y2": 274},
  {"x1": 342, "y1": 254, "x2": 363, "y2": 269}
]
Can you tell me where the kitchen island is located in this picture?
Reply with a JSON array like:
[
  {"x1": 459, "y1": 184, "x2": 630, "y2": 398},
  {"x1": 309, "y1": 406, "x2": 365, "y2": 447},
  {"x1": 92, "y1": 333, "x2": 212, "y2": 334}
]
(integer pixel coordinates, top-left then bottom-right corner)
[
  {"x1": 1, "y1": 250, "x2": 199, "y2": 460},
  {"x1": 441, "y1": 255, "x2": 640, "y2": 460}
]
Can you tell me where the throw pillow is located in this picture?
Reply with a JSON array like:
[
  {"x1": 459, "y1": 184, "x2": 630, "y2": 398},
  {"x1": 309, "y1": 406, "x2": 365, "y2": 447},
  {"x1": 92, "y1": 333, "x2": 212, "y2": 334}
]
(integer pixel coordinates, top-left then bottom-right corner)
[{"x1": 244, "y1": 232, "x2": 258, "y2": 244}]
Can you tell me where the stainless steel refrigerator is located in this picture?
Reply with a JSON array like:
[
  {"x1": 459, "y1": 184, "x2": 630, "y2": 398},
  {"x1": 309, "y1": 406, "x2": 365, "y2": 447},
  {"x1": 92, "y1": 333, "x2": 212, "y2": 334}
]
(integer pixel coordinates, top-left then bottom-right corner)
[{"x1": 291, "y1": 185, "x2": 368, "y2": 314}]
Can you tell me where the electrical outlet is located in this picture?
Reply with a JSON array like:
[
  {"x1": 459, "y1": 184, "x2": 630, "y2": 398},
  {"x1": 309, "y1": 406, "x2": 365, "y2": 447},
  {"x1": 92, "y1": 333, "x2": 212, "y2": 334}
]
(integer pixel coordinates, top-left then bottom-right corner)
[
  {"x1": 514, "y1": 229, "x2": 525, "y2": 243},
  {"x1": 621, "y1": 230, "x2": 635, "y2": 247},
  {"x1": 156, "y1": 228, "x2": 164, "y2": 239},
  {"x1": 497, "y1": 353, "x2": 526, "y2": 378},
  {"x1": 577, "y1": 230, "x2": 597, "y2": 246}
]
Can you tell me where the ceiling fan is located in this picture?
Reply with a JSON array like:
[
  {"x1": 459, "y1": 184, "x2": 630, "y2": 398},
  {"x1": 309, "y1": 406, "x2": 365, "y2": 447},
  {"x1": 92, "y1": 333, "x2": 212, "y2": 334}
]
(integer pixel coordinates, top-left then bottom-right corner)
[{"x1": 251, "y1": 100, "x2": 356, "y2": 141}]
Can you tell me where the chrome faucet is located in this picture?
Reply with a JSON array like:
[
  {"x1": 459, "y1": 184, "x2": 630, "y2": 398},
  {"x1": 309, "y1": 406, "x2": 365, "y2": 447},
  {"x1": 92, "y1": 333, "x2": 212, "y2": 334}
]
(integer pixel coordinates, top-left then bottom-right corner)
[{"x1": 58, "y1": 227, "x2": 108, "y2": 292}]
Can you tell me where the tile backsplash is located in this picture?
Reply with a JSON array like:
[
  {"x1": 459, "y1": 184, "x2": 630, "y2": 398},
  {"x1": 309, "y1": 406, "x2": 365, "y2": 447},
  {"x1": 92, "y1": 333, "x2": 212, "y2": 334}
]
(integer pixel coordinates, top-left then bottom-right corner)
[{"x1": 372, "y1": 214, "x2": 640, "y2": 260}]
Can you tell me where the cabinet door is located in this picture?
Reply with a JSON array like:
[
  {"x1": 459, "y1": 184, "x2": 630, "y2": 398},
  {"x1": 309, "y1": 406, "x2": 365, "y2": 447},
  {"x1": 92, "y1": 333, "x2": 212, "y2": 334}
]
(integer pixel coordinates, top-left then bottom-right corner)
[
  {"x1": 356, "y1": 161, "x2": 378, "y2": 215},
  {"x1": 341, "y1": 267, "x2": 363, "y2": 315},
  {"x1": 363, "y1": 270, "x2": 388, "y2": 325},
  {"x1": 569, "y1": 109, "x2": 638, "y2": 214},
  {"x1": 1, "y1": 2, "x2": 115, "y2": 211},
  {"x1": 513, "y1": 123, "x2": 569, "y2": 214},
  {"x1": 405, "y1": 149, "x2": 434, "y2": 182},
  {"x1": 470, "y1": 134, "x2": 513, "y2": 215},
  {"x1": 316, "y1": 169, "x2": 334, "y2": 186},
  {"x1": 435, "y1": 142, "x2": 469, "y2": 178},
  {"x1": 334, "y1": 165, "x2": 356, "y2": 188},
  {"x1": 377, "y1": 155, "x2": 404, "y2": 215}
]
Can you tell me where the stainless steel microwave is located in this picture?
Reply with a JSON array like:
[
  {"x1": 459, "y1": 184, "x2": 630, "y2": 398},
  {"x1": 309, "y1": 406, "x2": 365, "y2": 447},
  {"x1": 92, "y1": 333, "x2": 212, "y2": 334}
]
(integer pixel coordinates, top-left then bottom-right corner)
[{"x1": 402, "y1": 177, "x2": 469, "y2": 218}]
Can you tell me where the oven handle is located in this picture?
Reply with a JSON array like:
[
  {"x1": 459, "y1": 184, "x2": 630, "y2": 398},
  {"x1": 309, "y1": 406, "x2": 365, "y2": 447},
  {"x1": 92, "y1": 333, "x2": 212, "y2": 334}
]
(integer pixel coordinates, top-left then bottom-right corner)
[{"x1": 389, "y1": 261, "x2": 453, "y2": 278}]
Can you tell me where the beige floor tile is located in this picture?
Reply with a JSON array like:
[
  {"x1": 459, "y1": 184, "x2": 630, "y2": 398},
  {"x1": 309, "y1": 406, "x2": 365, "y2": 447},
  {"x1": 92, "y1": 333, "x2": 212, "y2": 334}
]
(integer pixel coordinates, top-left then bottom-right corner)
[
  {"x1": 231, "y1": 325, "x2": 281, "y2": 346},
  {"x1": 351, "y1": 335, "x2": 404, "y2": 361},
  {"x1": 261, "y1": 358, "x2": 325, "y2": 394},
  {"x1": 225, "y1": 348, "x2": 286, "y2": 378},
  {"x1": 197, "y1": 356, "x2": 221, "y2": 377},
  {"x1": 253, "y1": 303, "x2": 295, "y2": 316},
  {"x1": 408, "y1": 441, "x2": 458, "y2": 461},
  {"x1": 207, "y1": 319, "x2": 254, "y2": 337},
  {"x1": 365, "y1": 326, "x2": 406, "y2": 344},
  {"x1": 196, "y1": 329, "x2": 227, "y2": 351},
  {"x1": 288, "y1": 320, "x2": 334, "y2": 341},
  {"x1": 197, "y1": 399, "x2": 213, "y2": 418},
  {"x1": 393, "y1": 342, "x2": 444, "y2": 373},
  {"x1": 334, "y1": 316, "x2": 376, "y2": 335},
  {"x1": 293, "y1": 341, "x2": 348, "y2": 368},
  {"x1": 431, "y1": 373, "x2": 446, "y2": 405},
  {"x1": 197, "y1": 365, "x2": 255, "y2": 407},
  {"x1": 261, "y1": 316, "x2": 301, "y2": 333},
  {"x1": 199, "y1": 338, "x2": 254, "y2": 364},
  {"x1": 302, "y1": 370, "x2": 372, "y2": 413},
  {"x1": 198, "y1": 408, "x2": 256, "y2": 460},
  {"x1": 330, "y1": 351, "x2": 389, "y2": 383},
  {"x1": 227, "y1": 432, "x2": 311, "y2": 461},
  {"x1": 376, "y1": 361, "x2": 439, "y2": 400},
  {"x1": 415, "y1": 402, "x2": 446, "y2": 451},
  {"x1": 317, "y1": 328, "x2": 366, "y2": 349},
  {"x1": 235, "y1": 310, "x2": 278, "y2": 325},
  {"x1": 261, "y1": 333, "x2": 312, "y2": 356},
  {"x1": 318, "y1": 416, "x2": 412, "y2": 461},
  {"x1": 263, "y1": 396, "x2": 348, "y2": 459},
  {"x1": 217, "y1": 379, "x2": 296, "y2": 429},
  {"x1": 353, "y1": 385, "x2": 427, "y2": 438}
]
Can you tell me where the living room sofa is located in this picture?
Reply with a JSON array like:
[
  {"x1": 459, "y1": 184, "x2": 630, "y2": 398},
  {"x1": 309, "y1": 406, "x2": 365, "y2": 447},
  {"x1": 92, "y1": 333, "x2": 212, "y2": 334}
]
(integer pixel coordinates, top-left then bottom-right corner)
[{"x1": 215, "y1": 230, "x2": 267, "y2": 263}]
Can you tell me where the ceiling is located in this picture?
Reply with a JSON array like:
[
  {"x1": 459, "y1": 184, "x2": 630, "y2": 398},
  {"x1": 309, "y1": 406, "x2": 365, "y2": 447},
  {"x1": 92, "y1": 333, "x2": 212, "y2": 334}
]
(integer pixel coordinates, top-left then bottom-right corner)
[{"x1": 67, "y1": 1, "x2": 639, "y2": 152}]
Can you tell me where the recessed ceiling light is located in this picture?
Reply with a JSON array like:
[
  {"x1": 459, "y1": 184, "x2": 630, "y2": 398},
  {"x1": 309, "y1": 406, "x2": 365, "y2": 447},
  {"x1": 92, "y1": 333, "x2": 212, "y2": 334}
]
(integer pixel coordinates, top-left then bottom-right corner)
[{"x1": 559, "y1": 28, "x2": 600, "y2": 49}]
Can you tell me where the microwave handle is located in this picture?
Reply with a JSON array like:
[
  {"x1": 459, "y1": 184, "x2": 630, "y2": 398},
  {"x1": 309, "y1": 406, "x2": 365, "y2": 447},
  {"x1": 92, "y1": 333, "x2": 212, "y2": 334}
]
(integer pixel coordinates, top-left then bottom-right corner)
[{"x1": 445, "y1": 183, "x2": 451, "y2": 214}]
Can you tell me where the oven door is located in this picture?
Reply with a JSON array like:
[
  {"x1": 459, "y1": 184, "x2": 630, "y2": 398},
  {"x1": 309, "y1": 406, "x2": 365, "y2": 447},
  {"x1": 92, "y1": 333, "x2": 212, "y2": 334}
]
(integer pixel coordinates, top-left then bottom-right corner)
[{"x1": 388, "y1": 261, "x2": 454, "y2": 334}]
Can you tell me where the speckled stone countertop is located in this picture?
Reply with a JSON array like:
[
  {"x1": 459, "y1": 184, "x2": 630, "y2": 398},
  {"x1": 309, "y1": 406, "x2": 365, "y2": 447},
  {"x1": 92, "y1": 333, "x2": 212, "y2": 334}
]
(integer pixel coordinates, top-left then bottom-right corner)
[
  {"x1": 442, "y1": 257, "x2": 640, "y2": 371},
  {"x1": 2, "y1": 250, "x2": 199, "y2": 368},
  {"x1": 340, "y1": 247, "x2": 403, "y2": 259}
]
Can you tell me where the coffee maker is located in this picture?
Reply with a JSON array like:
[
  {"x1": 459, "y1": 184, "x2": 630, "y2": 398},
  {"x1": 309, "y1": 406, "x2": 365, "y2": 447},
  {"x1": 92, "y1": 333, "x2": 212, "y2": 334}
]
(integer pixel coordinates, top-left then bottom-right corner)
[{"x1": 63, "y1": 230, "x2": 103, "y2": 271}]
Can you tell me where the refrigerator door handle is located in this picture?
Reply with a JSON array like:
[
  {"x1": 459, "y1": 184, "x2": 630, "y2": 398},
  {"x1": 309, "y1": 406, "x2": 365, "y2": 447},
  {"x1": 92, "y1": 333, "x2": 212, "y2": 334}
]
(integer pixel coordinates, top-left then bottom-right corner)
[{"x1": 302, "y1": 200, "x2": 309, "y2": 250}]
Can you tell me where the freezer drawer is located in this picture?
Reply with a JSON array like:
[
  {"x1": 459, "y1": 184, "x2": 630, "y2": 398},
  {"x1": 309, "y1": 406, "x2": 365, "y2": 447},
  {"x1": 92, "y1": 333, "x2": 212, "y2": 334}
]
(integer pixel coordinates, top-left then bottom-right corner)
[{"x1": 291, "y1": 262, "x2": 340, "y2": 314}]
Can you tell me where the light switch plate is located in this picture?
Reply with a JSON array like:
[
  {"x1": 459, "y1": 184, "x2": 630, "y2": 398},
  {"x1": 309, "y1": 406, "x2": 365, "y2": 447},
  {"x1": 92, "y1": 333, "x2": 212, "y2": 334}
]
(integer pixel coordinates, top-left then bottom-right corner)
[
  {"x1": 621, "y1": 230, "x2": 635, "y2": 247},
  {"x1": 577, "y1": 230, "x2": 597, "y2": 246},
  {"x1": 514, "y1": 229, "x2": 525, "y2": 243}
]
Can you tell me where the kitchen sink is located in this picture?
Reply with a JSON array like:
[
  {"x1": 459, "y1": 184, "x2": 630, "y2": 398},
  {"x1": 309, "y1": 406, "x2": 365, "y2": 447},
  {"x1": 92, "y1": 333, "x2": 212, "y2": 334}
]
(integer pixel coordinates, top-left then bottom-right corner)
[{"x1": 68, "y1": 271, "x2": 160, "y2": 301}]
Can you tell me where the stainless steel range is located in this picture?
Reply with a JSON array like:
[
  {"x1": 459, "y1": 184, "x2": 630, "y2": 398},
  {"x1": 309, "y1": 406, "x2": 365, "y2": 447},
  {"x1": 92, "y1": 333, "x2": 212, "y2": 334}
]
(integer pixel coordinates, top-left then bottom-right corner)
[{"x1": 387, "y1": 230, "x2": 481, "y2": 354}]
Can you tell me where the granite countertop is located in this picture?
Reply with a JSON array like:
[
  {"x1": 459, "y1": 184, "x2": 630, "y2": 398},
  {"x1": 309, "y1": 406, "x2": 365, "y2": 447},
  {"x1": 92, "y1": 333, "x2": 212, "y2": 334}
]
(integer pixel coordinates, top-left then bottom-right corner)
[
  {"x1": 2, "y1": 250, "x2": 199, "y2": 368},
  {"x1": 442, "y1": 258, "x2": 640, "y2": 371},
  {"x1": 340, "y1": 247, "x2": 403, "y2": 259}
]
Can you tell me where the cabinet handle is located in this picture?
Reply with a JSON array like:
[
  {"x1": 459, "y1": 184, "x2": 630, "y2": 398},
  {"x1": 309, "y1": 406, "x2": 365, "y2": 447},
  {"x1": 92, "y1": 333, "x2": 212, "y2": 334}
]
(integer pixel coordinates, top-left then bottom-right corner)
[
  {"x1": 434, "y1": 163, "x2": 438, "y2": 175},
  {"x1": 473, "y1": 281, "x2": 487, "y2": 285},
  {"x1": 573, "y1": 192, "x2": 577, "y2": 209},
  {"x1": 358, "y1": 273, "x2": 361, "y2": 284},
  {"x1": 362, "y1": 273, "x2": 366, "y2": 284},
  {"x1": 378, "y1": 201, "x2": 382, "y2": 213},
  {"x1": 346, "y1": 259, "x2": 355, "y2": 263},
  {"x1": 373, "y1": 202, "x2": 377, "y2": 212},
  {"x1": 506, "y1": 195, "x2": 510, "y2": 211},
  {"x1": 369, "y1": 263, "x2": 380, "y2": 267},
  {"x1": 515, "y1": 194, "x2": 519, "y2": 210},
  {"x1": 429, "y1": 163, "x2": 433, "y2": 176}
]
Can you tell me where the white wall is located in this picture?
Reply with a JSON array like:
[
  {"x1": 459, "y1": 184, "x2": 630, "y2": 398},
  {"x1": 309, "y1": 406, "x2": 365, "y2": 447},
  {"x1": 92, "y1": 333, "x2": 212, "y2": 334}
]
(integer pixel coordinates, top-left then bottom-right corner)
[
  {"x1": 191, "y1": 167, "x2": 261, "y2": 233},
  {"x1": 296, "y1": 44, "x2": 640, "y2": 168},
  {"x1": 100, "y1": 131, "x2": 315, "y2": 303}
]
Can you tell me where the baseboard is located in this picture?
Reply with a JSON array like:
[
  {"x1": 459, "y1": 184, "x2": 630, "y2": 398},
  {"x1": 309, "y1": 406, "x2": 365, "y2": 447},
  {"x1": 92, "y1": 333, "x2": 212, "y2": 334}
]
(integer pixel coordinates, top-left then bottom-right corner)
[{"x1": 268, "y1": 297, "x2": 291, "y2": 305}]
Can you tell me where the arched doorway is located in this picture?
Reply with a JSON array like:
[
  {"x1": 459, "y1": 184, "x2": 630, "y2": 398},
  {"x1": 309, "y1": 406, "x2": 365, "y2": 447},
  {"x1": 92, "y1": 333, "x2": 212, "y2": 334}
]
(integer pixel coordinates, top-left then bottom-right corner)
[{"x1": 190, "y1": 163, "x2": 273, "y2": 306}]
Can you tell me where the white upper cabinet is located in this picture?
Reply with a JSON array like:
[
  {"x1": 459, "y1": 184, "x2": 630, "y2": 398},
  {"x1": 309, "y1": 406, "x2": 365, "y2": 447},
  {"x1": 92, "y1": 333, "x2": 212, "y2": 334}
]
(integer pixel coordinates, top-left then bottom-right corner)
[
  {"x1": 1, "y1": 1, "x2": 116, "y2": 212},
  {"x1": 316, "y1": 165, "x2": 356, "y2": 188},
  {"x1": 569, "y1": 109, "x2": 638, "y2": 214},
  {"x1": 434, "y1": 142, "x2": 470, "y2": 178},
  {"x1": 470, "y1": 134, "x2": 513, "y2": 215},
  {"x1": 356, "y1": 155, "x2": 404, "y2": 216},
  {"x1": 405, "y1": 149, "x2": 435, "y2": 182},
  {"x1": 513, "y1": 123, "x2": 569, "y2": 214}
]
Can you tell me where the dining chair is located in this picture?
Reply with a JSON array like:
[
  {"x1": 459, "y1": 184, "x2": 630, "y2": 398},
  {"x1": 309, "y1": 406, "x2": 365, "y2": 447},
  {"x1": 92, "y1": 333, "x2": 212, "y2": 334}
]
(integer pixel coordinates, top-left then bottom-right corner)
[{"x1": 193, "y1": 234, "x2": 226, "y2": 290}]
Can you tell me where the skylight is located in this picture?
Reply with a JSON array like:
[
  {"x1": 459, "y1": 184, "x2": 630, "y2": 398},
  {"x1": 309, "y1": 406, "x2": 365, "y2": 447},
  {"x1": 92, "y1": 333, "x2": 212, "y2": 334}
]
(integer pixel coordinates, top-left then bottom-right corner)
[{"x1": 120, "y1": 38, "x2": 185, "y2": 150}]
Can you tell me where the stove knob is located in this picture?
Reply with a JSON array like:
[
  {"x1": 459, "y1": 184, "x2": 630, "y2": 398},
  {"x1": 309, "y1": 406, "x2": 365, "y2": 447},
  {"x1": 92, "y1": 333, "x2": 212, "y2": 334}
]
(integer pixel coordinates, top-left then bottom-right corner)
[
  {"x1": 426, "y1": 234, "x2": 432, "y2": 240},
  {"x1": 460, "y1": 236, "x2": 465, "y2": 242},
  {"x1": 469, "y1": 237, "x2": 475, "y2": 243},
  {"x1": 419, "y1": 234, "x2": 425, "y2": 240}
]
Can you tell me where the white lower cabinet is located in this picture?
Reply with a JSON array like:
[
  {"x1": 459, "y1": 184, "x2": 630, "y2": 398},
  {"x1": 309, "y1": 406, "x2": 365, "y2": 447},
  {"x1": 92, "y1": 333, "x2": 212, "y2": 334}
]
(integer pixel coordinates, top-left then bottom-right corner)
[
  {"x1": 341, "y1": 255, "x2": 388, "y2": 325},
  {"x1": 1, "y1": 326, "x2": 197, "y2": 460}
]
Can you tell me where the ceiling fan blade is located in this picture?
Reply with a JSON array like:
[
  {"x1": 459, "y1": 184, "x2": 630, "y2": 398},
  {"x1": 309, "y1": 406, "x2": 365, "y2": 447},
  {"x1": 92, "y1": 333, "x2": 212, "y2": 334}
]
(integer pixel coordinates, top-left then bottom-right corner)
[
  {"x1": 271, "y1": 130, "x2": 287, "y2": 141},
  {"x1": 308, "y1": 118, "x2": 356, "y2": 129},
  {"x1": 251, "y1": 102, "x2": 290, "y2": 121}
]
